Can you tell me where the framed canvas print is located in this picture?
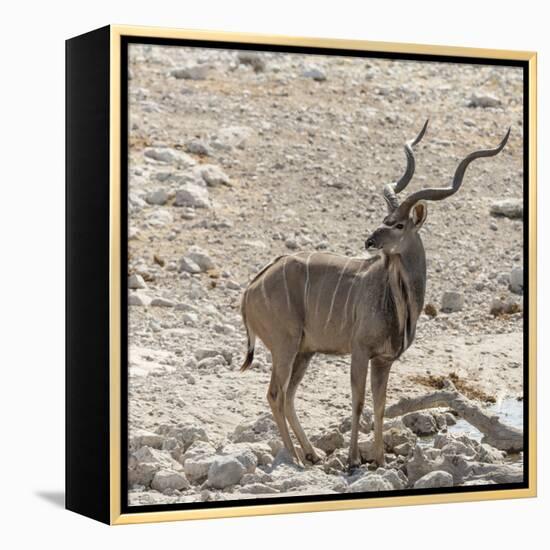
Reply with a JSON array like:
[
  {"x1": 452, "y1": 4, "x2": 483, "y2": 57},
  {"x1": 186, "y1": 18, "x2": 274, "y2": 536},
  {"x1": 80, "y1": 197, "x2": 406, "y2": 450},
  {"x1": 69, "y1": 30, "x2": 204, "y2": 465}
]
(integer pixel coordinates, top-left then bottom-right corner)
[{"x1": 66, "y1": 25, "x2": 537, "y2": 525}]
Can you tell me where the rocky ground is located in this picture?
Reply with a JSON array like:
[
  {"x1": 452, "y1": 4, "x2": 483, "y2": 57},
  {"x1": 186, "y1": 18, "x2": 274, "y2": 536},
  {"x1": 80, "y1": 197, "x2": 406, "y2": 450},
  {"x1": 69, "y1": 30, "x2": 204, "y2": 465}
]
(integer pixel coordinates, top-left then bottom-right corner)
[{"x1": 126, "y1": 44, "x2": 525, "y2": 506}]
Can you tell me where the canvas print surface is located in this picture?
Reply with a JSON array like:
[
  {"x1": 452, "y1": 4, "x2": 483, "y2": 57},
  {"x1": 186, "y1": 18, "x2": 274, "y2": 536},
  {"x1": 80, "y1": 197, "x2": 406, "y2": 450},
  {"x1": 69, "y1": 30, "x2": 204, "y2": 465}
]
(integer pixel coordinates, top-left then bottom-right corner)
[{"x1": 126, "y1": 43, "x2": 525, "y2": 507}]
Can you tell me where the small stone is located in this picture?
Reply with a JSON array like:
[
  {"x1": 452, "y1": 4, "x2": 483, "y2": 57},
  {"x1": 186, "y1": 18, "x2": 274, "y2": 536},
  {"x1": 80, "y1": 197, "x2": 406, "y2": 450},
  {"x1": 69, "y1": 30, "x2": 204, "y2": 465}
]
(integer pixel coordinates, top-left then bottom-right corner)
[
  {"x1": 151, "y1": 470, "x2": 190, "y2": 492},
  {"x1": 445, "y1": 412, "x2": 457, "y2": 426},
  {"x1": 468, "y1": 93, "x2": 501, "y2": 108},
  {"x1": 179, "y1": 256, "x2": 202, "y2": 274},
  {"x1": 285, "y1": 238, "x2": 298, "y2": 250},
  {"x1": 226, "y1": 279, "x2": 241, "y2": 290},
  {"x1": 145, "y1": 189, "x2": 169, "y2": 206},
  {"x1": 129, "y1": 429, "x2": 164, "y2": 451},
  {"x1": 490, "y1": 298, "x2": 522, "y2": 316},
  {"x1": 128, "y1": 292, "x2": 151, "y2": 306},
  {"x1": 181, "y1": 441, "x2": 217, "y2": 483},
  {"x1": 348, "y1": 474, "x2": 393, "y2": 493},
  {"x1": 186, "y1": 139, "x2": 210, "y2": 156},
  {"x1": 490, "y1": 198, "x2": 523, "y2": 219},
  {"x1": 237, "y1": 51, "x2": 266, "y2": 72},
  {"x1": 310, "y1": 429, "x2": 345, "y2": 454},
  {"x1": 171, "y1": 65, "x2": 209, "y2": 80},
  {"x1": 144, "y1": 147, "x2": 195, "y2": 168},
  {"x1": 209, "y1": 126, "x2": 252, "y2": 151},
  {"x1": 358, "y1": 435, "x2": 377, "y2": 462},
  {"x1": 509, "y1": 267, "x2": 523, "y2": 294},
  {"x1": 424, "y1": 303, "x2": 438, "y2": 318},
  {"x1": 150, "y1": 297, "x2": 176, "y2": 308},
  {"x1": 413, "y1": 470, "x2": 454, "y2": 489},
  {"x1": 208, "y1": 456, "x2": 246, "y2": 489},
  {"x1": 302, "y1": 67, "x2": 327, "y2": 81},
  {"x1": 128, "y1": 273, "x2": 147, "y2": 289},
  {"x1": 195, "y1": 164, "x2": 230, "y2": 187},
  {"x1": 220, "y1": 443, "x2": 258, "y2": 474},
  {"x1": 402, "y1": 411, "x2": 438, "y2": 436},
  {"x1": 174, "y1": 183, "x2": 211, "y2": 209},
  {"x1": 181, "y1": 312, "x2": 198, "y2": 325},
  {"x1": 153, "y1": 254, "x2": 166, "y2": 267},
  {"x1": 186, "y1": 246, "x2": 215, "y2": 271},
  {"x1": 441, "y1": 290, "x2": 465, "y2": 313}
]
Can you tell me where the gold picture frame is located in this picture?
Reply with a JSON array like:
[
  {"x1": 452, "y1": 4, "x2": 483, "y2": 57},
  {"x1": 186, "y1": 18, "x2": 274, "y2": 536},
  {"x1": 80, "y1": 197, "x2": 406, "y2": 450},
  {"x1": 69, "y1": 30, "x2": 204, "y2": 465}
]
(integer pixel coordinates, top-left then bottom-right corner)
[{"x1": 66, "y1": 24, "x2": 537, "y2": 526}]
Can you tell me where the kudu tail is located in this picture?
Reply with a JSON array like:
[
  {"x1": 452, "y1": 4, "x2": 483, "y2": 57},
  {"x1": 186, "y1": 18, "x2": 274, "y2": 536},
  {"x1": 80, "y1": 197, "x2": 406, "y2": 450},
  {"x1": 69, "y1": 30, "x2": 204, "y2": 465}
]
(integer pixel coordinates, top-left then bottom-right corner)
[{"x1": 240, "y1": 291, "x2": 256, "y2": 372}]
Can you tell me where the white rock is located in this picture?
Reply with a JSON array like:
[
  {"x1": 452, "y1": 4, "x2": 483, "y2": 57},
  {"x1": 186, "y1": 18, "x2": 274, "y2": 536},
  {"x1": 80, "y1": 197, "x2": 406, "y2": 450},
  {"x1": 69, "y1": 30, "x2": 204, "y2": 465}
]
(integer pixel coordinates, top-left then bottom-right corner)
[
  {"x1": 195, "y1": 164, "x2": 230, "y2": 187},
  {"x1": 310, "y1": 429, "x2": 345, "y2": 454},
  {"x1": 147, "y1": 209, "x2": 174, "y2": 227},
  {"x1": 208, "y1": 456, "x2": 246, "y2": 489},
  {"x1": 145, "y1": 189, "x2": 169, "y2": 205},
  {"x1": 186, "y1": 246, "x2": 216, "y2": 270},
  {"x1": 209, "y1": 126, "x2": 252, "y2": 151},
  {"x1": 376, "y1": 468, "x2": 408, "y2": 490},
  {"x1": 128, "y1": 273, "x2": 147, "y2": 289},
  {"x1": 128, "y1": 446, "x2": 181, "y2": 487},
  {"x1": 128, "y1": 292, "x2": 151, "y2": 306},
  {"x1": 157, "y1": 424, "x2": 210, "y2": 451},
  {"x1": 174, "y1": 183, "x2": 211, "y2": 208},
  {"x1": 441, "y1": 290, "x2": 465, "y2": 313},
  {"x1": 151, "y1": 469, "x2": 190, "y2": 491},
  {"x1": 186, "y1": 139, "x2": 210, "y2": 156},
  {"x1": 226, "y1": 279, "x2": 241, "y2": 290},
  {"x1": 220, "y1": 443, "x2": 258, "y2": 474},
  {"x1": 302, "y1": 67, "x2": 327, "y2": 81},
  {"x1": 413, "y1": 470, "x2": 454, "y2": 489},
  {"x1": 348, "y1": 474, "x2": 393, "y2": 493},
  {"x1": 171, "y1": 65, "x2": 209, "y2": 80},
  {"x1": 144, "y1": 147, "x2": 196, "y2": 167},
  {"x1": 179, "y1": 256, "x2": 202, "y2": 273},
  {"x1": 181, "y1": 441, "x2": 217, "y2": 483},
  {"x1": 468, "y1": 93, "x2": 501, "y2": 108},
  {"x1": 490, "y1": 199, "x2": 523, "y2": 219},
  {"x1": 129, "y1": 429, "x2": 164, "y2": 451}
]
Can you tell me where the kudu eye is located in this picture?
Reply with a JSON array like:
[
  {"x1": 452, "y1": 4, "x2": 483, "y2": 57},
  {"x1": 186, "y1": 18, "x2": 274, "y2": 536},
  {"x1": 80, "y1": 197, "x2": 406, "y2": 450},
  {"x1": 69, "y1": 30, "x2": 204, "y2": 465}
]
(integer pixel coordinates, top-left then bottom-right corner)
[{"x1": 396, "y1": 223, "x2": 404, "y2": 230}]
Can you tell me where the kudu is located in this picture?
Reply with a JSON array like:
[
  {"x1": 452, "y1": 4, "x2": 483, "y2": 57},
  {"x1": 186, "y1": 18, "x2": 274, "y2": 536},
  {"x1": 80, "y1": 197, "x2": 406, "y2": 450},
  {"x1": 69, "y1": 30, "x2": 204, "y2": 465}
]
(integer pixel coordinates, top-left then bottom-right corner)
[{"x1": 240, "y1": 121, "x2": 510, "y2": 468}]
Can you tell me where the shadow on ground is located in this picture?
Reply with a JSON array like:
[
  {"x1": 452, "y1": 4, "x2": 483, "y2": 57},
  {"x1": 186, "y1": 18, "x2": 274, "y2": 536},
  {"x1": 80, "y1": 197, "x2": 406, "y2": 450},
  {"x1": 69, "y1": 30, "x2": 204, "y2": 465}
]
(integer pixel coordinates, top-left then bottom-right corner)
[{"x1": 35, "y1": 491, "x2": 65, "y2": 508}]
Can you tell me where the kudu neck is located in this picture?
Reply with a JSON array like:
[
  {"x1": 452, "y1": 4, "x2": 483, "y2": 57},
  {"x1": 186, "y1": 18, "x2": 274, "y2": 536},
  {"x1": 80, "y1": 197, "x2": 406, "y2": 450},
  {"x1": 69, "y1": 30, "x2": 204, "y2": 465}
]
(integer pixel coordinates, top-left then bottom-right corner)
[{"x1": 384, "y1": 234, "x2": 426, "y2": 310}]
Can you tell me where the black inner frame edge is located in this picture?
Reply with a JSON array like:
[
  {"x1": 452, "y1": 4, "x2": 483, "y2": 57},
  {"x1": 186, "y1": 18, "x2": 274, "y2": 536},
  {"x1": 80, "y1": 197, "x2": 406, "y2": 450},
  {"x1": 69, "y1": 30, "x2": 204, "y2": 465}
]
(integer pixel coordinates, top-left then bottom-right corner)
[{"x1": 119, "y1": 34, "x2": 530, "y2": 516}]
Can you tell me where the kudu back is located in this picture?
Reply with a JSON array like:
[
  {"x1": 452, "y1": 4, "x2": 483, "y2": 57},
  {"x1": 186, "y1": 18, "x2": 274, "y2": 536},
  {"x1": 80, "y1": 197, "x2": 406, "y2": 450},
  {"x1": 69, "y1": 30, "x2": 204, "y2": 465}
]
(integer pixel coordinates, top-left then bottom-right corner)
[{"x1": 240, "y1": 121, "x2": 510, "y2": 468}]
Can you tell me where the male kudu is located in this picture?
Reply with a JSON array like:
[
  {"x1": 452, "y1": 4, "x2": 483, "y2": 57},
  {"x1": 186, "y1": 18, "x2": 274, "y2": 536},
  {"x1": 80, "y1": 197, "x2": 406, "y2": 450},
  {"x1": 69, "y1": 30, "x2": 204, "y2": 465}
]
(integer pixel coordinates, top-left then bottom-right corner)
[{"x1": 240, "y1": 120, "x2": 510, "y2": 468}]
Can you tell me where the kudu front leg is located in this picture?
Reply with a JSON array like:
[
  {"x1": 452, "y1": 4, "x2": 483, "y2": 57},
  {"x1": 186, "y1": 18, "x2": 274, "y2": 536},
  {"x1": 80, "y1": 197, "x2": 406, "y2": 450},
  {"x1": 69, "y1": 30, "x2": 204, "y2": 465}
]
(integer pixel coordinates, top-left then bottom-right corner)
[
  {"x1": 348, "y1": 349, "x2": 369, "y2": 469},
  {"x1": 370, "y1": 358, "x2": 393, "y2": 466}
]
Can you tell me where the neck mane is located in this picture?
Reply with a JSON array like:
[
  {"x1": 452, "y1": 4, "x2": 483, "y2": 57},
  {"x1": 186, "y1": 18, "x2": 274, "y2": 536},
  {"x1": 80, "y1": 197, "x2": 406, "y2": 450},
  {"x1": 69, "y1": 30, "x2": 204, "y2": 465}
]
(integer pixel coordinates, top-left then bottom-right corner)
[{"x1": 383, "y1": 235, "x2": 426, "y2": 356}]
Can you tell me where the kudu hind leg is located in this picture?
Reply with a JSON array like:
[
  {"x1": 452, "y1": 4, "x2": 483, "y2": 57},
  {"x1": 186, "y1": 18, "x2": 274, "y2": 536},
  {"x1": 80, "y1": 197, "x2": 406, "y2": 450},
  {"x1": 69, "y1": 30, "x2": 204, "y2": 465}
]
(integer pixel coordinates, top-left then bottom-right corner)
[
  {"x1": 348, "y1": 349, "x2": 370, "y2": 469},
  {"x1": 370, "y1": 358, "x2": 392, "y2": 466},
  {"x1": 267, "y1": 346, "x2": 301, "y2": 463},
  {"x1": 285, "y1": 352, "x2": 320, "y2": 464}
]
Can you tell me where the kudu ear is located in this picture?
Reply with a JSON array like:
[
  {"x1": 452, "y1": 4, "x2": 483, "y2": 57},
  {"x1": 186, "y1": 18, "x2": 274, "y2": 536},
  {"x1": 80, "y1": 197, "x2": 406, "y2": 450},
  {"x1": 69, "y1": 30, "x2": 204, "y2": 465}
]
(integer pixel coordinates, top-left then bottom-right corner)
[{"x1": 411, "y1": 201, "x2": 428, "y2": 229}]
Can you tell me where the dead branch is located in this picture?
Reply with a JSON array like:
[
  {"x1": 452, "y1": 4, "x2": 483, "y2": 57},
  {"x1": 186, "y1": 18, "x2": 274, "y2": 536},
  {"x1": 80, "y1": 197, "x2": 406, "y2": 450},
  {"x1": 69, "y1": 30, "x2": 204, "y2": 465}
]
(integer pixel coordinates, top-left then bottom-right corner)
[{"x1": 384, "y1": 380, "x2": 523, "y2": 452}]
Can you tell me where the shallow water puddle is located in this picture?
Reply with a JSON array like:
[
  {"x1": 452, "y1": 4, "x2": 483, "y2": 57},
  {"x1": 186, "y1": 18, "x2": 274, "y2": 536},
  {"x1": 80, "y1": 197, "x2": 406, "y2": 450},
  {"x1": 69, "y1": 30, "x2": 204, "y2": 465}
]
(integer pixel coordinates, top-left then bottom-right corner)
[{"x1": 418, "y1": 397, "x2": 524, "y2": 463}]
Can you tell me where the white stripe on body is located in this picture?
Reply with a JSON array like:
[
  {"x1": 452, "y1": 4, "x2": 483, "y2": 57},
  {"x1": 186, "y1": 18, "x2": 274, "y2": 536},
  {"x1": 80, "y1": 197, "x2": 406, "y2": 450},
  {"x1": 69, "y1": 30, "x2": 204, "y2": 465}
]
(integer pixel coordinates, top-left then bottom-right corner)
[
  {"x1": 340, "y1": 261, "x2": 365, "y2": 332},
  {"x1": 324, "y1": 258, "x2": 353, "y2": 331},
  {"x1": 282, "y1": 256, "x2": 291, "y2": 310},
  {"x1": 304, "y1": 252, "x2": 315, "y2": 312}
]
